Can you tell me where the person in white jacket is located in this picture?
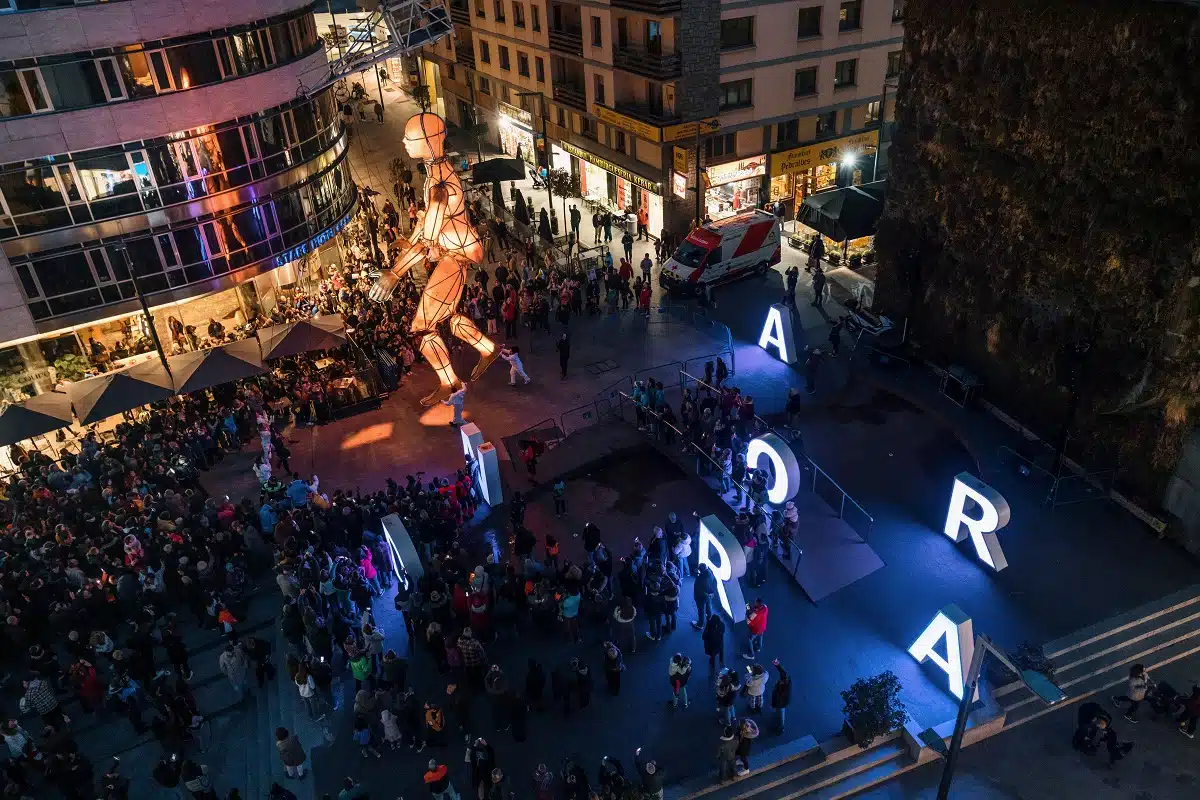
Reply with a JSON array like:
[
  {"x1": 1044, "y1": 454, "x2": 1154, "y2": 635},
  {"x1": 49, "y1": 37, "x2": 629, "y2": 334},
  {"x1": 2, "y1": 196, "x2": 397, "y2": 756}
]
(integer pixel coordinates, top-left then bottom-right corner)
[
  {"x1": 744, "y1": 662, "x2": 768, "y2": 712},
  {"x1": 1111, "y1": 663, "x2": 1150, "y2": 721},
  {"x1": 442, "y1": 384, "x2": 467, "y2": 426},
  {"x1": 501, "y1": 347, "x2": 530, "y2": 386}
]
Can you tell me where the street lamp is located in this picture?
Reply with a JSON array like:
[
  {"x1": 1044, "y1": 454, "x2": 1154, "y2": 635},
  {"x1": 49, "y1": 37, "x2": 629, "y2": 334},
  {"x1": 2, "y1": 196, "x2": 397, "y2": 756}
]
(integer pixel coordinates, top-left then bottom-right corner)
[
  {"x1": 931, "y1": 634, "x2": 1065, "y2": 800},
  {"x1": 114, "y1": 244, "x2": 172, "y2": 377},
  {"x1": 515, "y1": 90, "x2": 552, "y2": 219}
]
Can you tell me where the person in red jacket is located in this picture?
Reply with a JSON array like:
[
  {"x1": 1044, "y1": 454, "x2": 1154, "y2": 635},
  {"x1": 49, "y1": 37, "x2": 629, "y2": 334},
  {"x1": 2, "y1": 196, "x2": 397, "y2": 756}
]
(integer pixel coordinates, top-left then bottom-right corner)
[{"x1": 743, "y1": 598, "x2": 768, "y2": 660}]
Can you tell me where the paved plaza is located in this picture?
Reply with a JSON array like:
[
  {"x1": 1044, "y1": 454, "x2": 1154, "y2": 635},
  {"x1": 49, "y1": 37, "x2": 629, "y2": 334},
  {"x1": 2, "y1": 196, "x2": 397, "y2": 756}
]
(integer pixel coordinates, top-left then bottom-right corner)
[{"x1": 76, "y1": 79, "x2": 1200, "y2": 800}]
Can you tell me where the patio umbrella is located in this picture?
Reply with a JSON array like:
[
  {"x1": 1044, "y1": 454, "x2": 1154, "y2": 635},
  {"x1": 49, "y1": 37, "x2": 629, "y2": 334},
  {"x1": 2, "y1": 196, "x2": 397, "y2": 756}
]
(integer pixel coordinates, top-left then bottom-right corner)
[
  {"x1": 66, "y1": 360, "x2": 175, "y2": 425},
  {"x1": 491, "y1": 180, "x2": 506, "y2": 212},
  {"x1": 0, "y1": 391, "x2": 74, "y2": 447},
  {"x1": 472, "y1": 157, "x2": 526, "y2": 185},
  {"x1": 168, "y1": 338, "x2": 265, "y2": 395},
  {"x1": 514, "y1": 191, "x2": 530, "y2": 226},
  {"x1": 257, "y1": 314, "x2": 348, "y2": 360}
]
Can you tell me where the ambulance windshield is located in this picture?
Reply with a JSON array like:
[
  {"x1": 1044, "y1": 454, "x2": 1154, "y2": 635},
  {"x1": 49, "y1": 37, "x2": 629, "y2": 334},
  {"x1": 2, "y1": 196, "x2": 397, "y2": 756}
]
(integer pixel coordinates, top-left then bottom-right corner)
[{"x1": 673, "y1": 240, "x2": 710, "y2": 269}]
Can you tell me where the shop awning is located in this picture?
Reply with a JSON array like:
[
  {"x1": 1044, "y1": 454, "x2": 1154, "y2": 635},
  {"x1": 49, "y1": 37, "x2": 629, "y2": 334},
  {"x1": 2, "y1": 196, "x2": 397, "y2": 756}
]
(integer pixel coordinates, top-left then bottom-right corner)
[
  {"x1": 0, "y1": 391, "x2": 74, "y2": 447},
  {"x1": 798, "y1": 181, "x2": 886, "y2": 242},
  {"x1": 471, "y1": 157, "x2": 526, "y2": 184},
  {"x1": 257, "y1": 314, "x2": 348, "y2": 360},
  {"x1": 66, "y1": 359, "x2": 175, "y2": 425},
  {"x1": 168, "y1": 338, "x2": 265, "y2": 395}
]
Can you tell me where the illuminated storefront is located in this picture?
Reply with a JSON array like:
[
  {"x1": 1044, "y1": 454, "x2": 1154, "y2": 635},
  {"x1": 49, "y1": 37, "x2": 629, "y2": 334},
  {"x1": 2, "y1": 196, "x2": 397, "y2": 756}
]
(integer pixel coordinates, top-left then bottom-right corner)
[
  {"x1": 704, "y1": 156, "x2": 766, "y2": 220},
  {"x1": 497, "y1": 102, "x2": 536, "y2": 166},
  {"x1": 769, "y1": 130, "x2": 880, "y2": 213},
  {"x1": 557, "y1": 140, "x2": 663, "y2": 239}
]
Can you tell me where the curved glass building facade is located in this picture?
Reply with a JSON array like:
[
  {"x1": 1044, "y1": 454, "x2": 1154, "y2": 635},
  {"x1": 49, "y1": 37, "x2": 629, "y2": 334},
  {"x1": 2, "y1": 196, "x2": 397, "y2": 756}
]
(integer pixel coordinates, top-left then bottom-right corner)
[{"x1": 0, "y1": 0, "x2": 355, "y2": 370}]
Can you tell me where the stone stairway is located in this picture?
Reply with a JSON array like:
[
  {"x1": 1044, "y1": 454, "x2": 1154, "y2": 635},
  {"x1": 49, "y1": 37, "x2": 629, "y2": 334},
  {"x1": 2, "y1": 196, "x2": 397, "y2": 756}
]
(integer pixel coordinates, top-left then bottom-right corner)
[{"x1": 996, "y1": 583, "x2": 1200, "y2": 728}]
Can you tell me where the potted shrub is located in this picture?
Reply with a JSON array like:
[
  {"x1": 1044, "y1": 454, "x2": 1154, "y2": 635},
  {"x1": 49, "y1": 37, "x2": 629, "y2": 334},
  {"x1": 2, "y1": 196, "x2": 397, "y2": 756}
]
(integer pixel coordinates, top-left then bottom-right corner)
[
  {"x1": 983, "y1": 641, "x2": 1055, "y2": 686},
  {"x1": 841, "y1": 671, "x2": 907, "y2": 749}
]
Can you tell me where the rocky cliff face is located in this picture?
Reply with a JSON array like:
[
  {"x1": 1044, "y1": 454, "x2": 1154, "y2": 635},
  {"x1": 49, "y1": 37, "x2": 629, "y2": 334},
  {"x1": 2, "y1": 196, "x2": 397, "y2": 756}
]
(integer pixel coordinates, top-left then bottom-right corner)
[{"x1": 876, "y1": 0, "x2": 1200, "y2": 507}]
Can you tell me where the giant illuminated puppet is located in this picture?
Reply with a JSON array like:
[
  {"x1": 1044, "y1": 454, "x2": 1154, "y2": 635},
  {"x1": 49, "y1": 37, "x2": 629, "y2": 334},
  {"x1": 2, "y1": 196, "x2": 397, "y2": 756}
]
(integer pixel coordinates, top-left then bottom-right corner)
[{"x1": 369, "y1": 112, "x2": 500, "y2": 405}]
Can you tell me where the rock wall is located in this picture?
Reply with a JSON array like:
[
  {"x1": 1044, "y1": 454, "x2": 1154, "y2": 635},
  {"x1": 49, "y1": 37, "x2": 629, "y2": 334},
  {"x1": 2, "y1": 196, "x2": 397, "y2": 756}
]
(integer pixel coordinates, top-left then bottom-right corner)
[{"x1": 875, "y1": 0, "x2": 1200, "y2": 509}]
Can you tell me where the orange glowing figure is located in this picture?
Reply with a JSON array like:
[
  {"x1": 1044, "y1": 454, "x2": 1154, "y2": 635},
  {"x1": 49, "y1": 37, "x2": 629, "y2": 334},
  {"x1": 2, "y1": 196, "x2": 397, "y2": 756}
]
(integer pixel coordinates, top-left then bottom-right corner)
[{"x1": 369, "y1": 113, "x2": 499, "y2": 405}]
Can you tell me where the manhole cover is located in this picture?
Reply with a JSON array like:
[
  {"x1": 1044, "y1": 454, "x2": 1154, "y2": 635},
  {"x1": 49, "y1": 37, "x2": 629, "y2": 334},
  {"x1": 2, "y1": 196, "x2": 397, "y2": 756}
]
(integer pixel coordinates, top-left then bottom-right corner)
[{"x1": 585, "y1": 359, "x2": 620, "y2": 375}]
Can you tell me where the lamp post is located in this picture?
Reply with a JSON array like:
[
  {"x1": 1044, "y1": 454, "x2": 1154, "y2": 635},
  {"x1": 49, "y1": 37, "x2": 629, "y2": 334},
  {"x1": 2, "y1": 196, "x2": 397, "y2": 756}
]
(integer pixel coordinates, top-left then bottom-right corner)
[
  {"x1": 933, "y1": 635, "x2": 1064, "y2": 800},
  {"x1": 516, "y1": 90, "x2": 552, "y2": 218},
  {"x1": 114, "y1": 244, "x2": 172, "y2": 377}
]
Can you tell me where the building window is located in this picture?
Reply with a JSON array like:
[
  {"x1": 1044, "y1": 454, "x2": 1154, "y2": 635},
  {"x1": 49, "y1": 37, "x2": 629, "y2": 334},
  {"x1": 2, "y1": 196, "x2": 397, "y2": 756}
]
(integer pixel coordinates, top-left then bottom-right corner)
[
  {"x1": 719, "y1": 17, "x2": 755, "y2": 50},
  {"x1": 513, "y1": 1, "x2": 525, "y2": 27},
  {"x1": 833, "y1": 58, "x2": 857, "y2": 87},
  {"x1": 776, "y1": 119, "x2": 798, "y2": 147},
  {"x1": 580, "y1": 116, "x2": 593, "y2": 138},
  {"x1": 213, "y1": 39, "x2": 237, "y2": 78},
  {"x1": 557, "y1": 107, "x2": 566, "y2": 127},
  {"x1": 475, "y1": 0, "x2": 485, "y2": 17},
  {"x1": 887, "y1": 50, "x2": 904, "y2": 78},
  {"x1": 892, "y1": 0, "x2": 905, "y2": 22},
  {"x1": 794, "y1": 67, "x2": 817, "y2": 97},
  {"x1": 532, "y1": 4, "x2": 541, "y2": 31},
  {"x1": 593, "y1": 74, "x2": 605, "y2": 105},
  {"x1": 478, "y1": 76, "x2": 491, "y2": 94},
  {"x1": 493, "y1": 0, "x2": 505, "y2": 22},
  {"x1": 95, "y1": 57, "x2": 127, "y2": 101},
  {"x1": 479, "y1": 40, "x2": 491, "y2": 63},
  {"x1": 865, "y1": 100, "x2": 880, "y2": 124},
  {"x1": 704, "y1": 133, "x2": 736, "y2": 159},
  {"x1": 839, "y1": 0, "x2": 862, "y2": 31},
  {"x1": 447, "y1": 64, "x2": 457, "y2": 81},
  {"x1": 518, "y1": 51, "x2": 530, "y2": 77},
  {"x1": 535, "y1": 56, "x2": 545, "y2": 83},
  {"x1": 816, "y1": 110, "x2": 836, "y2": 135},
  {"x1": 718, "y1": 78, "x2": 752, "y2": 110},
  {"x1": 612, "y1": 130, "x2": 626, "y2": 152},
  {"x1": 591, "y1": 16, "x2": 602, "y2": 47},
  {"x1": 797, "y1": 6, "x2": 821, "y2": 38},
  {"x1": 498, "y1": 45, "x2": 510, "y2": 70}
]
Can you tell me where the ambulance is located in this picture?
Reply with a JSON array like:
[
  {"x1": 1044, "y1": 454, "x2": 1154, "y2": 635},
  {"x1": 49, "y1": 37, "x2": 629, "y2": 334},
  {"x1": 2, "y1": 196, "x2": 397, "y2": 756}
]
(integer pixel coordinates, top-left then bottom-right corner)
[{"x1": 659, "y1": 209, "x2": 781, "y2": 293}]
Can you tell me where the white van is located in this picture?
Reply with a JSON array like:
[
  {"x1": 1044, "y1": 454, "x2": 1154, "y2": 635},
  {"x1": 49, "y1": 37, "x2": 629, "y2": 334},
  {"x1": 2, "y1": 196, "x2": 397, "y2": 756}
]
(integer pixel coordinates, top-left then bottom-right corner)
[{"x1": 659, "y1": 209, "x2": 781, "y2": 292}]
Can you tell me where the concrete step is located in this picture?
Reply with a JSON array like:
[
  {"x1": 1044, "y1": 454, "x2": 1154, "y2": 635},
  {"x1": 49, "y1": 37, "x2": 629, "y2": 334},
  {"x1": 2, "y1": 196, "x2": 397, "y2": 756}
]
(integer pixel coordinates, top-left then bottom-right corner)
[
  {"x1": 1002, "y1": 632, "x2": 1200, "y2": 728},
  {"x1": 776, "y1": 738, "x2": 910, "y2": 799},
  {"x1": 996, "y1": 585, "x2": 1200, "y2": 714}
]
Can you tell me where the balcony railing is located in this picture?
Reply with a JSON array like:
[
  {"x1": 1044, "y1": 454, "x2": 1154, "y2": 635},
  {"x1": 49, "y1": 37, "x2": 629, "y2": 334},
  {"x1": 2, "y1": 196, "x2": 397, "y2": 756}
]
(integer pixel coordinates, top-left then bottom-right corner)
[
  {"x1": 610, "y1": 0, "x2": 682, "y2": 14},
  {"x1": 612, "y1": 47, "x2": 680, "y2": 80},
  {"x1": 613, "y1": 102, "x2": 678, "y2": 126},
  {"x1": 448, "y1": 2, "x2": 470, "y2": 25},
  {"x1": 552, "y1": 82, "x2": 587, "y2": 111},
  {"x1": 455, "y1": 46, "x2": 476, "y2": 70},
  {"x1": 549, "y1": 26, "x2": 583, "y2": 55}
]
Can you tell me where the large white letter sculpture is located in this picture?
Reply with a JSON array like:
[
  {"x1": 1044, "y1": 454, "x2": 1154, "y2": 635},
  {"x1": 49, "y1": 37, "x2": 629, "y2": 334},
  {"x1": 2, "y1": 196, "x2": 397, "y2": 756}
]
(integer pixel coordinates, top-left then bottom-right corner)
[
  {"x1": 698, "y1": 514, "x2": 747, "y2": 623},
  {"x1": 745, "y1": 432, "x2": 802, "y2": 505},
  {"x1": 944, "y1": 472, "x2": 1011, "y2": 571},
  {"x1": 909, "y1": 604, "x2": 977, "y2": 701},
  {"x1": 759, "y1": 304, "x2": 798, "y2": 364},
  {"x1": 460, "y1": 423, "x2": 503, "y2": 506},
  {"x1": 379, "y1": 513, "x2": 425, "y2": 582}
]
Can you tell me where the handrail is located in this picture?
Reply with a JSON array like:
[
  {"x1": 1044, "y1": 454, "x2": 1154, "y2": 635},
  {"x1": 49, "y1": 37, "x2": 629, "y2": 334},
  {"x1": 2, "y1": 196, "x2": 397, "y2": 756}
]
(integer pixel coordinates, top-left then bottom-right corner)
[
  {"x1": 678, "y1": 370, "x2": 874, "y2": 533},
  {"x1": 559, "y1": 399, "x2": 610, "y2": 435},
  {"x1": 617, "y1": 391, "x2": 745, "y2": 487},
  {"x1": 634, "y1": 360, "x2": 683, "y2": 388}
]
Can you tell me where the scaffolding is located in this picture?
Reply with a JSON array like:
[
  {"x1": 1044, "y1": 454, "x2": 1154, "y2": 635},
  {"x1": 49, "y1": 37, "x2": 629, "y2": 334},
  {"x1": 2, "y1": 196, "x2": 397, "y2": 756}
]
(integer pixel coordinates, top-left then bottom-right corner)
[{"x1": 307, "y1": 0, "x2": 453, "y2": 96}]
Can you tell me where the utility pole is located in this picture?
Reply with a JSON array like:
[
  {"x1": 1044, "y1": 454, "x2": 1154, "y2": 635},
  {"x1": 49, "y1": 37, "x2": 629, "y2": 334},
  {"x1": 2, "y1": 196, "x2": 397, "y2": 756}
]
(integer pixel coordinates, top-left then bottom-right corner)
[
  {"x1": 115, "y1": 245, "x2": 172, "y2": 378},
  {"x1": 693, "y1": 125, "x2": 702, "y2": 226}
]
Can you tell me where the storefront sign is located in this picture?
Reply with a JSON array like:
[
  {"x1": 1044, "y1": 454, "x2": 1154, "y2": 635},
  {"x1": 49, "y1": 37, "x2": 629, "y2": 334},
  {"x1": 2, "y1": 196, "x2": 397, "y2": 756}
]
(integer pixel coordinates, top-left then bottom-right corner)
[
  {"x1": 558, "y1": 140, "x2": 660, "y2": 194},
  {"x1": 274, "y1": 211, "x2": 353, "y2": 268},
  {"x1": 460, "y1": 423, "x2": 503, "y2": 506},
  {"x1": 745, "y1": 432, "x2": 802, "y2": 505},
  {"x1": 945, "y1": 473, "x2": 1011, "y2": 571},
  {"x1": 758, "y1": 304, "x2": 798, "y2": 364},
  {"x1": 672, "y1": 171, "x2": 688, "y2": 199},
  {"x1": 4, "y1": 366, "x2": 56, "y2": 387},
  {"x1": 592, "y1": 104, "x2": 662, "y2": 143},
  {"x1": 698, "y1": 514, "x2": 747, "y2": 623},
  {"x1": 663, "y1": 117, "x2": 721, "y2": 142},
  {"x1": 770, "y1": 130, "x2": 880, "y2": 178},
  {"x1": 498, "y1": 100, "x2": 533, "y2": 127},
  {"x1": 909, "y1": 604, "x2": 977, "y2": 700},
  {"x1": 706, "y1": 156, "x2": 766, "y2": 187},
  {"x1": 672, "y1": 146, "x2": 689, "y2": 173}
]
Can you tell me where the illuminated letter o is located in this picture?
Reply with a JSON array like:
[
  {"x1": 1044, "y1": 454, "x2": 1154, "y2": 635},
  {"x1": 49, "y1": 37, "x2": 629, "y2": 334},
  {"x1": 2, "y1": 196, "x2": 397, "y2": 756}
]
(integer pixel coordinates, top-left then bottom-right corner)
[{"x1": 746, "y1": 432, "x2": 802, "y2": 505}]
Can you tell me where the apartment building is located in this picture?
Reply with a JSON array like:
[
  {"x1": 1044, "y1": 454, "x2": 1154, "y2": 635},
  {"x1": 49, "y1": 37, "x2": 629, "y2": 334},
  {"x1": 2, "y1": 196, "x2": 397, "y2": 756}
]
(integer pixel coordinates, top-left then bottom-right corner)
[
  {"x1": 0, "y1": 0, "x2": 353, "y2": 393},
  {"x1": 428, "y1": 0, "x2": 902, "y2": 233}
]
